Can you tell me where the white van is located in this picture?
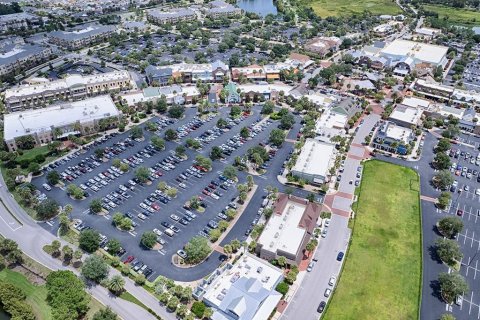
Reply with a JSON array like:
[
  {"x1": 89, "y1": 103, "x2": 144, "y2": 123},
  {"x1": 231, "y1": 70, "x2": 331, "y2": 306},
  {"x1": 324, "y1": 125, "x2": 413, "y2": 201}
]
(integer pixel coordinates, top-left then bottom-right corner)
[{"x1": 164, "y1": 229, "x2": 175, "y2": 237}]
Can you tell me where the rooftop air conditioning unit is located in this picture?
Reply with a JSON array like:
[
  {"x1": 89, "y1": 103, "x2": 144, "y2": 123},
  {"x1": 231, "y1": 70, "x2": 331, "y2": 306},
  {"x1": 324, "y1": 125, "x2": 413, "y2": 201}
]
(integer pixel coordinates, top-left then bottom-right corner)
[{"x1": 274, "y1": 232, "x2": 279, "y2": 238}]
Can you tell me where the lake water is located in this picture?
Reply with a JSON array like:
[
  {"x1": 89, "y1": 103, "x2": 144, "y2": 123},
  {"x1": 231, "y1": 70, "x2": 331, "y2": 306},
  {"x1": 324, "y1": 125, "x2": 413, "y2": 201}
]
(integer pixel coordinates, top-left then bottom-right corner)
[{"x1": 236, "y1": 0, "x2": 277, "y2": 16}]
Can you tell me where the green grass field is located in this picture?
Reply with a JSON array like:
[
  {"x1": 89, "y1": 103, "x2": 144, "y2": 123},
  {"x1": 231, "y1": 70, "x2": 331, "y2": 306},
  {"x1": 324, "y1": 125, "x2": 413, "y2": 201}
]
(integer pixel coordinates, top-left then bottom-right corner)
[
  {"x1": 423, "y1": 5, "x2": 480, "y2": 26},
  {"x1": 0, "y1": 267, "x2": 104, "y2": 319},
  {"x1": 0, "y1": 268, "x2": 52, "y2": 320},
  {"x1": 303, "y1": 0, "x2": 401, "y2": 17},
  {"x1": 16, "y1": 145, "x2": 50, "y2": 162},
  {"x1": 323, "y1": 160, "x2": 422, "y2": 320}
]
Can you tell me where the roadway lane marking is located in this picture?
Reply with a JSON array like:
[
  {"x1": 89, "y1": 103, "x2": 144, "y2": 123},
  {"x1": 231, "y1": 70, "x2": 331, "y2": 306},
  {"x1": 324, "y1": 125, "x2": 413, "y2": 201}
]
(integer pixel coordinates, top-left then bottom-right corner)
[{"x1": 0, "y1": 200, "x2": 25, "y2": 231}]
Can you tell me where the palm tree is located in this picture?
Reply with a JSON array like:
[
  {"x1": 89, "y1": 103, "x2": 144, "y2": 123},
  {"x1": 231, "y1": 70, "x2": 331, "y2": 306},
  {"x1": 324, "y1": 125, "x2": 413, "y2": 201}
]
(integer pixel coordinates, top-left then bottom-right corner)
[
  {"x1": 52, "y1": 127, "x2": 63, "y2": 139},
  {"x1": 107, "y1": 275, "x2": 125, "y2": 295}
]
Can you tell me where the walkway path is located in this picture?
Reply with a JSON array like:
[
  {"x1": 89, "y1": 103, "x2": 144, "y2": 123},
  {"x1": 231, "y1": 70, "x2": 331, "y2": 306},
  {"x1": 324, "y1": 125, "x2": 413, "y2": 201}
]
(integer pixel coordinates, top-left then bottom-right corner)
[{"x1": 326, "y1": 114, "x2": 381, "y2": 218}]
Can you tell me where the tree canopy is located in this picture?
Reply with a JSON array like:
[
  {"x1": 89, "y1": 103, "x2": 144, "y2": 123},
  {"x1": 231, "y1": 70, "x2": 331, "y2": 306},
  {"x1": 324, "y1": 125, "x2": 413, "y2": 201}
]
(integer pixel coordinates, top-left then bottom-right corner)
[
  {"x1": 184, "y1": 236, "x2": 212, "y2": 264},
  {"x1": 46, "y1": 271, "x2": 90, "y2": 320}
]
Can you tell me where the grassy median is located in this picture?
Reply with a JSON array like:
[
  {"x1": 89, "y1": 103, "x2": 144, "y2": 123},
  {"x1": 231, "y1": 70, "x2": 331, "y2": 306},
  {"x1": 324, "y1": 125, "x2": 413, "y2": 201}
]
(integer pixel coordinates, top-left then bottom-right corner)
[{"x1": 324, "y1": 160, "x2": 422, "y2": 320}]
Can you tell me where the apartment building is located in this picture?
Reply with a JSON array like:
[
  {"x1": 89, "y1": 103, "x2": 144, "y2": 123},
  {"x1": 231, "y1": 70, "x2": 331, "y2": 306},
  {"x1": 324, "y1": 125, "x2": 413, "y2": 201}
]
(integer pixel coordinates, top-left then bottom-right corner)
[
  {"x1": 145, "y1": 61, "x2": 229, "y2": 84},
  {"x1": 204, "y1": 0, "x2": 242, "y2": 18},
  {"x1": 0, "y1": 42, "x2": 52, "y2": 77},
  {"x1": 0, "y1": 12, "x2": 41, "y2": 33},
  {"x1": 48, "y1": 24, "x2": 116, "y2": 50},
  {"x1": 4, "y1": 70, "x2": 133, "y2": 111},
  {"x1": 4, "y1": 95, "x2": 120, "y2": 152},
  {"x1": 146, "y1": 8, "x2": 196, "y2": 25}
]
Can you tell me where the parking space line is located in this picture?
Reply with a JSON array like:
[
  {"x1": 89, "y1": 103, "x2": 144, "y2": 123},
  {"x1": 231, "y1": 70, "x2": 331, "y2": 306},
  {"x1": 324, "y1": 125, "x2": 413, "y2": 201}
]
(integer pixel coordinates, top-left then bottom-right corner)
[
  {"x1": 475, "y1": 260, "x2": 478, "y2": 280},
  {"x1": 470, "y1": 291, "x2": 474, "y2": 314}
]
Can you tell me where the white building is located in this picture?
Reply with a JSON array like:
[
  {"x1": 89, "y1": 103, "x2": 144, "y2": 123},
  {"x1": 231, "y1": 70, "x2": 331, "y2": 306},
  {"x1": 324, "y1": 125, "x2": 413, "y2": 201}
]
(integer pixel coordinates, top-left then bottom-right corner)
[
  {"x1": 198, "y1": 253, "x2": 283, "y2": 320},
  {"x1": 146, "y1": 7, "x2": 196, "y2": 25},
  {"x1": 373, "y1": 121, "x2": 415, "y2": 155},
  {"x1": 401, "y1": 96, "x2": 432, "y2": 110},
  {"x1": 4, "y1": 70, "x2": 133, "y2": 111},
  {"x1": 291, "y1": 138, "x2": 336, "y2": 184},
  {"x1": 379, "y1": 39, "x2": 449, "y2": 75},
  {"x1": 4, "y1": 95, "x2": 120, "y2": 151},
  {"x1": 205, "y1": 0, "x2": 242, "y2": 18},
  {"x1": 315, "y1": 108, "x2": 348, "y2": 142},
  {"x1": 389, "y1": 104, "x2": 423, "y2": 128},
  {"x1": 414, "y1": 27, "x2": 441, "y2": 39},
  {"x1": 256, "y1": 193, "x2": 321, "y2": 265},
  {"x1": 120, "y1": 85, "x2": 200, "y2": 106}
]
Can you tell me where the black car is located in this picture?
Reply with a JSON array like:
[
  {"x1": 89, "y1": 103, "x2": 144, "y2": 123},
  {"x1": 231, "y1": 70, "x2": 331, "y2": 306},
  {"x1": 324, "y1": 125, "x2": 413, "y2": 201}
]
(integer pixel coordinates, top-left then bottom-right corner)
[
  {"x1": 337, "y1": 251, "x2": 344, "y2": 261},
  {"x1": 161, "y1": 221, "x2": 170, "y2": 228},
  {"x1": 317, "y1": 301, "x2": 326, "y2": 313},
  {"x1": 245, "y1": 228, "x2": 252, "y2": 236}
]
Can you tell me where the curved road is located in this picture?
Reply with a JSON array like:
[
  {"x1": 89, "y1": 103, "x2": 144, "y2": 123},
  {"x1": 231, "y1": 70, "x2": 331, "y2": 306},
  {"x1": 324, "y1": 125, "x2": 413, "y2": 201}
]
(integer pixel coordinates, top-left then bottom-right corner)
[{"x1": 0, "y1": 173, "x2": 174, "y2": 320}]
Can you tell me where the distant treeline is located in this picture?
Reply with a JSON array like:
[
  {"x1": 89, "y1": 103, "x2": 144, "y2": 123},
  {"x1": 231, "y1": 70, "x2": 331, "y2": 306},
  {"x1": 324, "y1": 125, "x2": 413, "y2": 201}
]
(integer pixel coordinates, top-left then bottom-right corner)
[
  {"x1": 0, "y1": 2, "x2": 22, "y2": 16},
  {"x1": 411, "y1": 0, "x2": 480, "y2": 9}
]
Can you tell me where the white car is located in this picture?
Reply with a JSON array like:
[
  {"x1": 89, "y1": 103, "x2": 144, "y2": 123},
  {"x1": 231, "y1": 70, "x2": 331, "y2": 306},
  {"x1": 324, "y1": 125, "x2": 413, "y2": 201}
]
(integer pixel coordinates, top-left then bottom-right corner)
[
  {"x1": 177, "y1": 250, "x2": 187, "y2": 259},
  {"x1": 324, "y1": 288, "x2": 332, "y2": 297},
  {"x1": 328, "y1": 276, "x2": 337, "y2": 286},
  {"x1": 153, "y1": 228, "x2": 163, "y2": 236},
  {"x1": 170, "y1": 214, "x2": 180, "y2": 221},
  {"x1": 476, "y1": 189, "x2": 480, "y2": 196},
  {"x1": 179, "y1": 183, "x2": 187, "y2": 189},
  {"x1": 307, "y1": 262, "x2": 314, "y2": 272},
  {"x1": 137, "y1": 213, "x2": 147, "y2": 220},
  {"x1": 210, "y1": 193, "x2": 220, "y2": 200},
  {"x1": 42, "y1": 183, "x2": 52, "y2": 191}
]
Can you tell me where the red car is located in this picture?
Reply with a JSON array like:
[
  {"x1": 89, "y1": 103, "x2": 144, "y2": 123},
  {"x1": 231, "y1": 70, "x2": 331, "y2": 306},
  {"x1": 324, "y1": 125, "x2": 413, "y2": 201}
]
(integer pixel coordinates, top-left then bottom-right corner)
[
  {"x1": 156, "y1": 170, "x2": 163, "y2": 176},
  {"x1": 202, "y1": 190, "x2": 210, "y2": 196},
  {"x1": 151, "y1": 203, "x2": 160, "y2": 211},
  {"x1": 123, "y1": 255, "x2": 134, "y2": 264},
  {"x1": 457, "y1": 210, "x2": 464, "y2": 216}
]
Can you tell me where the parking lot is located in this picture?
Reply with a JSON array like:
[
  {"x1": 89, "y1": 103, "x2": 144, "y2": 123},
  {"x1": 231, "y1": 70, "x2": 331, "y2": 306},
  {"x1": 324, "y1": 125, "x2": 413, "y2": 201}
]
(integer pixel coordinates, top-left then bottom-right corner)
[
  {"x1": 433, "y1": 133, "x2": 480, "y2": 319},
  {"x1": 31, "y1": 106, "x2": 284, "y2": 281}
]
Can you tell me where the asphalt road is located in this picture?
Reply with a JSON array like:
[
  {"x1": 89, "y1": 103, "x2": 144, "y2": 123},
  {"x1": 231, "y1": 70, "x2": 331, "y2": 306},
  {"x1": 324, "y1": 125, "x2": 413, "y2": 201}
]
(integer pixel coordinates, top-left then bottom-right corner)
[{"x1": 281, "y1": 214, "x2": 350, "y2": 320}]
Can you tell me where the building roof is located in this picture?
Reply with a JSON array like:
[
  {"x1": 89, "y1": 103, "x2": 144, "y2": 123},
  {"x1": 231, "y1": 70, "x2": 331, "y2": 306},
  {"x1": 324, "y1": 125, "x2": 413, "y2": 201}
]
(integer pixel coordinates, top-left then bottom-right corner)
[
  {"x1": 147, "y1": 7, "x2": 196, "y2": 20},
  {"x1": 438, "y1": 105, "x2": 464, "y2": 119},
  {"x1": 203, "y1": 253, "x2": 283, "y2": 320},
  {"x1": 414, "y1": 27, "x2": 441, "y2": 36},
  {"x1": 401, "y1": 96, "x2": 431, "y2": 109},
  {"x1": 316, "y1": 108, "x2": 348, "y2": 130},
  {"x1": 380, "y1": 39, "x2": 448, "y2": 65},
  {"x1": 48, "y1": 24, "x2": 115, "y2": 41},
  {"x1": 0, "y1": 12, "x2": 37, "y2": 23},
  {"x1": 0, "y1": 43, "x2": 49, "y2": 66},
  {"x1": 380, "y1": 122, "x2": 413, "y2": 144},
  {"x1": 4, "y1": 95, "x2": 119, "y2": 141},
  {"x1": 120, "y1": 85, "x2": 199, "y2": 105},
  {"x1": 291, "y1": 139, "x2": 336, "y2": 180},
  {"x1": 5, "y1": 70, "x2": 131, "y2": 99},
  {"x1": 304, "y1": 92, "x2": 337, "y2": 108},
  {"x1": 258, "y1": 193, "x2": 320, "y2": 257},
  {"x1": 389, "y1": 105, "x2": 423, "y2": 125},
  {"x1": 238, "y1": 83, "x2": 293, "y2": 95}
]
